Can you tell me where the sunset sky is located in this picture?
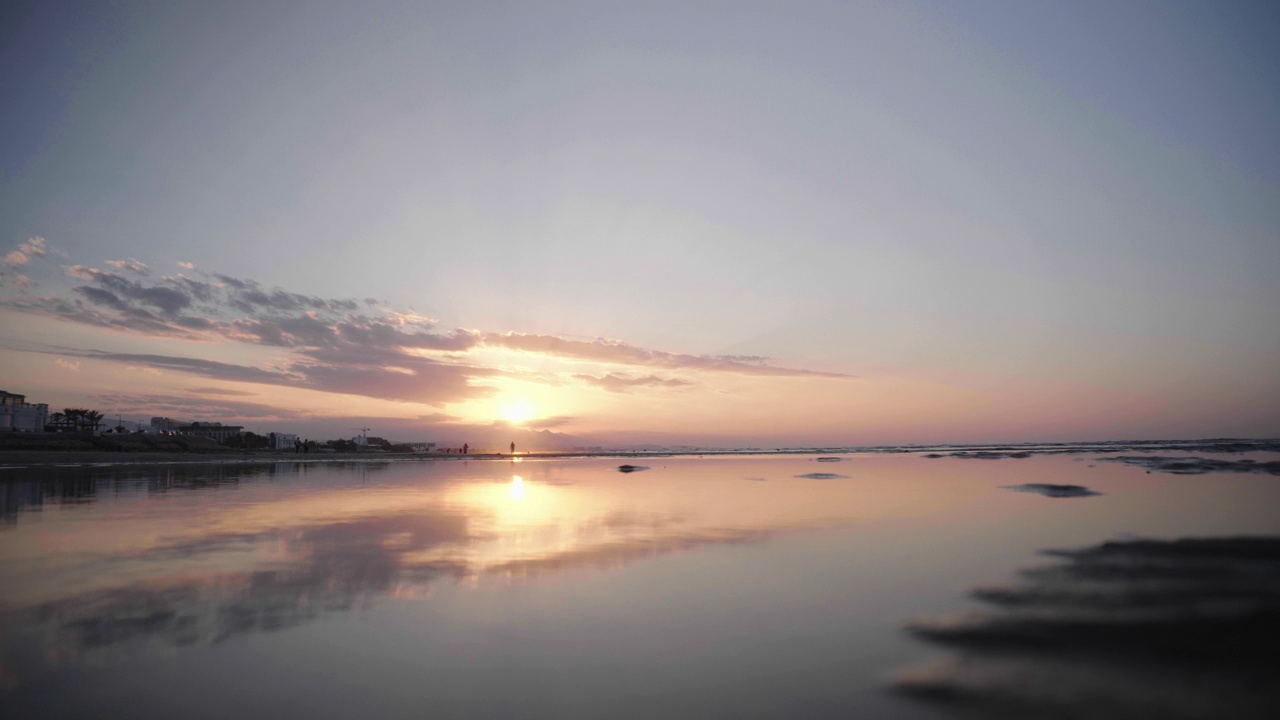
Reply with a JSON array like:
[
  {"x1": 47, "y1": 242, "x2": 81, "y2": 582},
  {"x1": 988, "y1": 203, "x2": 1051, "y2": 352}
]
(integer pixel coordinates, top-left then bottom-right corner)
[{"x1": 2, "y1": 1, "x2": 1278, "y2": 448}]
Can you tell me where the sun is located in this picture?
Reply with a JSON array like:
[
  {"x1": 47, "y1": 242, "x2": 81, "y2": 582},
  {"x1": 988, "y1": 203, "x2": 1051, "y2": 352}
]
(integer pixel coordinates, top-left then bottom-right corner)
[{"x1": 498, "y1": 397, "x2": 538, "y2": 425}]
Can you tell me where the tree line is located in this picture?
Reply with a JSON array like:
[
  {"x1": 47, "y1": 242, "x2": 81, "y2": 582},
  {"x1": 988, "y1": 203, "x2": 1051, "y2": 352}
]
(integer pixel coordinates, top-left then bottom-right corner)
[{"x1": 46, "y1": 408, "x2": 105, "y2": 432}]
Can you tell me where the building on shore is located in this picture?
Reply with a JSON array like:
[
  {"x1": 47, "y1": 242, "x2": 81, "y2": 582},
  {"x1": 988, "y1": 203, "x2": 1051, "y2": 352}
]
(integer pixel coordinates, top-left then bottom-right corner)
[
  {"x1": 409, "y1": 442, "x2": 437, "y2": 453},
  {"x1": 150, "y1": 417, "x2": 244, "y2": 443},
  {"x1": 180, "y1": 422, "x2": 244, "y2": 443},
  {"x1": 269, "y1": 432, "x2": 299, "y2": 450},
  {"x1": 1, "y1": 391, "x2": 49, "y2": 432}
]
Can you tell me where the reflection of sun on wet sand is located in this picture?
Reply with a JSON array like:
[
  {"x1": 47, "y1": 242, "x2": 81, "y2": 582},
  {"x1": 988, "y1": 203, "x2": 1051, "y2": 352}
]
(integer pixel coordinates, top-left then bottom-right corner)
[{"x1": 896, "y1": 537, "x2": 1280, "y2": 719}]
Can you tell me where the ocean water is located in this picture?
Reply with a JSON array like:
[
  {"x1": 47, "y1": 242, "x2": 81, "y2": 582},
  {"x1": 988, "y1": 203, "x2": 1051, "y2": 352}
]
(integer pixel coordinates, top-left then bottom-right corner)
[{"x1": 2, "y1": 451, "x2": 1278, "y2": 719}]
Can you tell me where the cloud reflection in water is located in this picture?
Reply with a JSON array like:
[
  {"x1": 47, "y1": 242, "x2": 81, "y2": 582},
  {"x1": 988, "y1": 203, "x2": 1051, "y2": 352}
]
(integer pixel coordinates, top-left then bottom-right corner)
[{"x1": 0, "y1": 461, "x2": 852, "y2": 686}]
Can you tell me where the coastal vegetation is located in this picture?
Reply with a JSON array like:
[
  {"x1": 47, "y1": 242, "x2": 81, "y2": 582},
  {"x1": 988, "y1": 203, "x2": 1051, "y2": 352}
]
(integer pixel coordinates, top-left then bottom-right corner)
[{"x1": 46, "y1": 408, "x2": 104, "y2": 433}]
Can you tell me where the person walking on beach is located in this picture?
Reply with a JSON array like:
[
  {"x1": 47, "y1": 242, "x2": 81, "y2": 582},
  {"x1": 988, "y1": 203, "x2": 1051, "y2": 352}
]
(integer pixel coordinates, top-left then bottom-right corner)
[
  {"x1": 463, "y1": 443, "x2": 468, "y2": 455},
  {"x1": 510, "y1": 441, "x2": 515, "y2": 455}
]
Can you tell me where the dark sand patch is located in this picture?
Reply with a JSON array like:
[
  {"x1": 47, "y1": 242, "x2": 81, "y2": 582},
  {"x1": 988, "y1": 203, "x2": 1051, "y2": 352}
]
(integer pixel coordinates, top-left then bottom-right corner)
[
  {"x1": 918, "y1": 439, "x2": 1280, "y2": 460},
  {"x1": 895, "y1": 537, "x2": 1280, "y2": 719},
  {"x1": 1101, "y1": 456, "x2": 1280, "y2": 476},
  {"x1": 947, "y1": 450, "x2": 1034, "y2": 459},
  {"x1": 795, "y1": 472, "x2": 848, "y2": 479},
  {"x1": 815, "y1": 457, "x2": 843, "y2": 462},
  {"x1": 1003, "y1": 483, "x2": 1101, "y2": 498},
  {"x1": 617, "y1": 465, "x2": 649, "y2": 473}
]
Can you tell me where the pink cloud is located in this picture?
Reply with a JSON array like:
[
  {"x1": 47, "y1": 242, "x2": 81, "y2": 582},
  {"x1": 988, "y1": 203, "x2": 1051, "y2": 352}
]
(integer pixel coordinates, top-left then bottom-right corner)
[
  {"x1": 485, "y1": 332, "x2": 847, "y2": 378},
  {"x1": 574, "y1": 373, "x2": 693, "y2": 393},
  {"x1": 4, "y1": 253, "x2": 848, "y2": 408},
  {"x1": 3, "y1": 237, "x2": 47, "y2": 266}
]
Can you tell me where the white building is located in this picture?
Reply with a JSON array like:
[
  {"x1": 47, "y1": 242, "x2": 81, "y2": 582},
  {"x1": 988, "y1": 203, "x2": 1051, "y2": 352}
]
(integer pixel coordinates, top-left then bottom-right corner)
[
  {"x1": 269, "y1": 432, "x2": 299, "y2": 450},
  {"x1": 1, "y1": 391, "x2": 49, "y2": 432}
]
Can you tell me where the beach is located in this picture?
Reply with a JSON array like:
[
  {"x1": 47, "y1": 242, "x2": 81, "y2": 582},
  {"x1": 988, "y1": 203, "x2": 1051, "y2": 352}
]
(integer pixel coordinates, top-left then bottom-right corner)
[{"x1": 2, "y1": 447, "x2": 1278, "y2": 719}]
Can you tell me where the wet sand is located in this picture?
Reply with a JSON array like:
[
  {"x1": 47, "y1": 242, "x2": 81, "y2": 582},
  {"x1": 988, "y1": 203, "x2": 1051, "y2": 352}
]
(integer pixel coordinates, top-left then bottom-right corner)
[
  {"x1": 896, "y1": 537, "x2": 1280, "y2": 719},
  {"x1": 2, "y1": 451, "x2": 1278, "y2": 719}
]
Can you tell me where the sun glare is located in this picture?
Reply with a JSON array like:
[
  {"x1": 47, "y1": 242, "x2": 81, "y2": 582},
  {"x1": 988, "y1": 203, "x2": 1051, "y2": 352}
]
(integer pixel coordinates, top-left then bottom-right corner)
[{"x1": 498, "y1": 398, "x2": 538, "y2": 425}]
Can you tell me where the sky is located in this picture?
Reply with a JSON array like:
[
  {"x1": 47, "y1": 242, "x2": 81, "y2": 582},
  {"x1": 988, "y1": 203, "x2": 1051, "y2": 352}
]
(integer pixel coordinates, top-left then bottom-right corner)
[{"x1": 1, "y1": 0, "x2": 1278, "y2": 448}]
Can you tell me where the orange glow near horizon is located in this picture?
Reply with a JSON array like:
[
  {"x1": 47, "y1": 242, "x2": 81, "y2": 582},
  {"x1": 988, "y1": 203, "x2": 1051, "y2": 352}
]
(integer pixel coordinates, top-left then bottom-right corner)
[{"x1": 0, "y1": 303, "x2": 1255, "y2": 445}]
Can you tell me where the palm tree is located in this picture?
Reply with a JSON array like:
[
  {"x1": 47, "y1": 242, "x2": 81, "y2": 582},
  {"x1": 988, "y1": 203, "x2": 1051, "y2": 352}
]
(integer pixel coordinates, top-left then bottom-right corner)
[{"x1": 61, "y1": 408, "x2": 104, "y2": 432}]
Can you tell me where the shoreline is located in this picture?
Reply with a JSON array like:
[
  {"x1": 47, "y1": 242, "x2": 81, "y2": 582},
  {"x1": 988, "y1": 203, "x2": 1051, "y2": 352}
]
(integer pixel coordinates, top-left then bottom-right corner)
[
  {"x1": 2, "y1": 437, "x2": 1278, "y2": 473},
  {"x1": 0, "y1": 448, "x2": 884, "y2": 470}
]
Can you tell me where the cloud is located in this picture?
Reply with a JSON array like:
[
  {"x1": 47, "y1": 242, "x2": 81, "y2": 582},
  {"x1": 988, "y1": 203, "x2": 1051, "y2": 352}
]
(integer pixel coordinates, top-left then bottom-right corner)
[
  {"x1": 418, "y1": 412, "x2": 461, "y2": 424},
  {"x1": 212, "y1": 274, "x2": 359, "y2": 315},
  {"x1": 177, "y1": 261, "x2": 195, "y2": 270},
  {"x1": 4, "y1": 294, "x2": 209, "y2": 337},
  {"x1": 185, "y1": 386, "x2": 257, "y2": 397},
  {"x1": 41, "y1": 343, "x2": 490, "y2": 406},
  {"x1": 3, "y1": 237, "x2": 47, "y2": 266},
  {"x1": 127, "y1": 365, "x2": 165, "y2": 375},
  {"x1": 2, "y1": 253, "x2": 849, "y2": 408},
  {"x1": 294, "y1": 356, "x2": 490, "y2": 404},
  {"x1": 67, "y1": 265, "x2": 193, "y2": 314},
  {"x1": 92, "y1": 392, "x2": 294, "y2": 420},
  {"x1": 523, "y1": 415, "x2": 578, "y2": 429},
  {"x1": 574, "y1": 373, "x2": 694, "y2": 393},
  {"x1": 66, "y1": 350, "x2": 298, "y2": 385},
  {"x1": 55, "y1": 358, "x2": 81, "y2": 371},
  {"x1": 1, "y1": 238, "x2": 52, "y2": 291},
  {"x1": 73, "y1": 285, "x2": 130, "y2": 311},
  {"x1": 487, "y1": 332, "x2": 848, "y2": 378},
  {"x1": 104, "y1": 258, "x2": 150, "y2": 275}
]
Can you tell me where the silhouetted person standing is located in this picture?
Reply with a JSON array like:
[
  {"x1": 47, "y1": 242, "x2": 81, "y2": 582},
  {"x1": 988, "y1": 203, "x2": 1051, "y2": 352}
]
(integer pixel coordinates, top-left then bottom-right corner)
[
  {"x1": 463, "y1": 443, "x2": 468, "y2": 454},
  {"x1": 510, "y1": 441, "x2": 515, "y2": 455}
]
